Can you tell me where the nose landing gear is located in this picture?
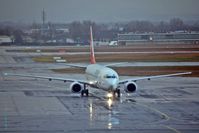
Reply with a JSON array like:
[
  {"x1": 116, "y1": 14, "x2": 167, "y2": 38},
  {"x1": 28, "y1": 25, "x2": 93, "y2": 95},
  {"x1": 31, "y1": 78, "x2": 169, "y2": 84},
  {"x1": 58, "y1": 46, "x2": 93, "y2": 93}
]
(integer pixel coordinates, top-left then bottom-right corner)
[
  {"x1": 107, "y1": 89, "x2": 121, "y2": 99},
  {"x1": 114, "y1": 89, "x2": 120, "y2": 98}
]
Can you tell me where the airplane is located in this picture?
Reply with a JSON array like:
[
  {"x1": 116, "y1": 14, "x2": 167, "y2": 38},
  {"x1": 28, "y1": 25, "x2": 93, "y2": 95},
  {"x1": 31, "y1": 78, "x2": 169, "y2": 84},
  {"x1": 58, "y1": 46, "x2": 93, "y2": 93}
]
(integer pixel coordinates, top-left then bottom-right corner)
[{"x1": 4, "y1": 26, "x2": 192, "y2": 98}]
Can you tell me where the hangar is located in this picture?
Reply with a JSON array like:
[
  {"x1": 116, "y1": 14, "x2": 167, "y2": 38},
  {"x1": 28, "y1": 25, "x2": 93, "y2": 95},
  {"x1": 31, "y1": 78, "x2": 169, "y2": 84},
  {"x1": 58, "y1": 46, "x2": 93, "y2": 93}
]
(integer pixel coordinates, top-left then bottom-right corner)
[
  {"x1": 118, "y1": 32, "x2": 199, "y2": 45},
  {"x1": 0, "y1": 36, "x2": 12, "y2": 44}
]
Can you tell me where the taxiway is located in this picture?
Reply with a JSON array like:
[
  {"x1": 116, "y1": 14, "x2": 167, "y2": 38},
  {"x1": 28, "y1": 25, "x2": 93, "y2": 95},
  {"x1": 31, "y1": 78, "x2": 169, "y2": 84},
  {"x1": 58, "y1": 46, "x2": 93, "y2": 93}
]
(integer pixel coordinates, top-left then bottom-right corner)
[{"x1": 0, "y1": 46, "x2": 199, "y2": 133}]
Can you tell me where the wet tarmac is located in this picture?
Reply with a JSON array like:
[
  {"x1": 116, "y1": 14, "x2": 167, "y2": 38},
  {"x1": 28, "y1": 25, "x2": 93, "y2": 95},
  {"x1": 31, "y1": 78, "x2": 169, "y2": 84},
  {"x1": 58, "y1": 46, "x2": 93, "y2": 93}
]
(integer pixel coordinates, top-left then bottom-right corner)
[{"x1": 0, "y1": 46, "x2": 199, "y2": 133}]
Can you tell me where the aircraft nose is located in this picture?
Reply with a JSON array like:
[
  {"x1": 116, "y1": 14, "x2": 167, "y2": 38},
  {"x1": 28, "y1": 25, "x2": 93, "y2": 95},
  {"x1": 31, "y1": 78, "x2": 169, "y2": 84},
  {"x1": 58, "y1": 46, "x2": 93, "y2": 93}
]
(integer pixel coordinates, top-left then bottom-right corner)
[
  {"x1": 110, "y1": 84, "x2": 117, "y2": 90},
  {"x1": 109, "y1": 80, "x2": 118, "y2": 90}
]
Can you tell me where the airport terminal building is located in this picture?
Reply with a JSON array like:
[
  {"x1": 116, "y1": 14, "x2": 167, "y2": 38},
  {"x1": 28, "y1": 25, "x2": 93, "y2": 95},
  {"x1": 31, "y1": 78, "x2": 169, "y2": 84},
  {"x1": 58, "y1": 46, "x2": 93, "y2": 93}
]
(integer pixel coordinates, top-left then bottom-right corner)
[{"x1": 118, "y1": 32, "x2": 199, "y2": 45}]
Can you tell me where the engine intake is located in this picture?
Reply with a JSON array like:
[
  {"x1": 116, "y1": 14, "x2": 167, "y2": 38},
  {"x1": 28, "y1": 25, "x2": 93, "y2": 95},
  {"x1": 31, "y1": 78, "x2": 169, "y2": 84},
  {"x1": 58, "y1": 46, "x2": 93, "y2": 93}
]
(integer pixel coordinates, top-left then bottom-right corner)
[
  {"x1": 124, "y1": 82, "x2": 137, "y2": 93},
  {"x1": 70, "y1": 82, "x2": 83, "y2": 93}
]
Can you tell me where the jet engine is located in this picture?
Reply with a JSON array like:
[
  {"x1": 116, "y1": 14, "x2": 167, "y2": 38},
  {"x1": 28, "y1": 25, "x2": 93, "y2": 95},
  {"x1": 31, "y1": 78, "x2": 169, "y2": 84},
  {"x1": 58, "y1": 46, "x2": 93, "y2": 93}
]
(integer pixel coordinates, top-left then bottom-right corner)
[
  {"x1": 124, "y1": 82, "x2": 137, "y2": 93},
  {"x1": 70, "y1": 82, "x2": 83, "y2": 93}
]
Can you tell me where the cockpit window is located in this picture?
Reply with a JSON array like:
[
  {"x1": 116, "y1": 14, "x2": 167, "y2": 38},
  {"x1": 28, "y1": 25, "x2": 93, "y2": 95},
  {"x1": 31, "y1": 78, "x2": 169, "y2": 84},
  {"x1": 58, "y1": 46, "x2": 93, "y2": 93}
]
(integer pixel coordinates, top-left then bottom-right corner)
[{"x1": 104, "y1": 74, "x2": 116, "y2": 79}]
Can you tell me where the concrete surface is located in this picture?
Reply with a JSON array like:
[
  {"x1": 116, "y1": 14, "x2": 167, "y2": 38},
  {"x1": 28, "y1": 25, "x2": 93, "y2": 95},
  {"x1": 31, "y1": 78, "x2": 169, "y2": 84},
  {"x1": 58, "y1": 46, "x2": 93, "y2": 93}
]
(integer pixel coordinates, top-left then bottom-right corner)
[{"x1": 0, "y1": 46, "x2": 199, "y2": 133}]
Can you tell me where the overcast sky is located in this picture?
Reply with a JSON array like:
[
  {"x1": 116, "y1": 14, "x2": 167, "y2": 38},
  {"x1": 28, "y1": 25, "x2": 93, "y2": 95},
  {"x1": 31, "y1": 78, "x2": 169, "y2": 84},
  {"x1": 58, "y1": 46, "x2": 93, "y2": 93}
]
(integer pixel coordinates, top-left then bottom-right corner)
[{"x1": 0, "y1": 0, "x2": 199, "y2": 23}]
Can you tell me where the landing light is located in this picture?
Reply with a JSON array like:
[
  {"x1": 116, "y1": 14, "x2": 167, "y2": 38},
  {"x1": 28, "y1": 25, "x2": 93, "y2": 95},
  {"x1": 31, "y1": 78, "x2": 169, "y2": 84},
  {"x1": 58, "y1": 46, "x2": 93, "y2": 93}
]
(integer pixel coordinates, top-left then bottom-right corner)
[
  {"x1": 107, "y1": 93, "x2": 113, "y2": 98},
  {"x1": 89, "y1": 81, "x2": 96, "y2": 84}
]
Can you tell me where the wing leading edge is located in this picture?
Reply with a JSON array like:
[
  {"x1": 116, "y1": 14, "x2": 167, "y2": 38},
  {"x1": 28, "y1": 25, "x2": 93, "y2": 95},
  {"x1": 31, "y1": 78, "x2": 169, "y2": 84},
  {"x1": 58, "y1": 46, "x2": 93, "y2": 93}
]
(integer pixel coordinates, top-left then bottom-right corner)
[
  {"x1": 4, "y1": 73, "x2": 90, "y2": 85},
  {"x1": 119, "y1": 72, "x2": 192, "y2": 84}
]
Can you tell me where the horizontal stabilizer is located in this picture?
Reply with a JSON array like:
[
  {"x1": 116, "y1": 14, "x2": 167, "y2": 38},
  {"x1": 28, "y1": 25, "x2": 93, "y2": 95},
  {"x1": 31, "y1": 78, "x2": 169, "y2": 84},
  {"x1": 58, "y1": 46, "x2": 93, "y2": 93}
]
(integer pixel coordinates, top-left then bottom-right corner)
[
  {"x1": 64, "y1": 64, "x2": 87, "y2": 69},
  {"x1": 105, "y1": 62, "x2": 129, "y2": 67}
]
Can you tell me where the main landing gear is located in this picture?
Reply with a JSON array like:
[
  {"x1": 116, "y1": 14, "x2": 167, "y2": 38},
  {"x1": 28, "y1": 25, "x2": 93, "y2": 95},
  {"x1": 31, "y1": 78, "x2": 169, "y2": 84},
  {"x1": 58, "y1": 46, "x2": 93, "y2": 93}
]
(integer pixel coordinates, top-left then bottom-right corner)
[{"x1": 81, "y1": 84, "x2": 89, "y2": 97}]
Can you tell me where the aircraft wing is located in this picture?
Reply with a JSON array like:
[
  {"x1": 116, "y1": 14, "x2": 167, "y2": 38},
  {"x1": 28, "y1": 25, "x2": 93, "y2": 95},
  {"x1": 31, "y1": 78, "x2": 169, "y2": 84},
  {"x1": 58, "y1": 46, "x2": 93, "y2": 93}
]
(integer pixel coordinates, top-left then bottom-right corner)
[
  {"x1": 4, "y1": 73, "x2": 90, "y2": 85},
  {"x1": 119, "y1": 72, "x2": 192, "y2": 84}
]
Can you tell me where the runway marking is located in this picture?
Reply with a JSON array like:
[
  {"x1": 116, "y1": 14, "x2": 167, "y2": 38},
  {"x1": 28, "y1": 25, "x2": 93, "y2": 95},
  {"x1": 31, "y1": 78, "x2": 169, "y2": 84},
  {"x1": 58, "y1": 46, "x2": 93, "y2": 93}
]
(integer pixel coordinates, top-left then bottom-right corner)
[
  {"x1": 127, "y1": 99, "x2": 184, "y2": 133},
  {"x1": 128, "y1": 99, "x2": 170, "y2": 121},
  {"x1": 3, "y1": 108, "x2": 8, "y2": 130},
  {"x1": 164, "y1": 126, "x2": 182, "y2": 133},
  {"x1": 56, "y1": 97, "x2": 74, "y2": 115}
]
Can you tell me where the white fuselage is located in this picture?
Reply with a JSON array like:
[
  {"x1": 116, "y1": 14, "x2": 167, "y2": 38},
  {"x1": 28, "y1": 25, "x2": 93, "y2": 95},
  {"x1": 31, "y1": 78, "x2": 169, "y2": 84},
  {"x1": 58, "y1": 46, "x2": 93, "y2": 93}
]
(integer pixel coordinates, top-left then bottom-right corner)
[{"x1": 85, "y1": 64, "x2": 119, "y2": 91}]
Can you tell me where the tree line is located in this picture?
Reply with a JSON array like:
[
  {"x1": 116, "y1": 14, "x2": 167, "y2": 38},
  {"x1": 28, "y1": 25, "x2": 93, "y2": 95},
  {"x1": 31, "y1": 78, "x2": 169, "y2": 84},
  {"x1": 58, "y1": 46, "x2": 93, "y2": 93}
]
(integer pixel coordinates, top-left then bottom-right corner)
[
  {"x1": 61, "y1": 18, "x2": 199, "y2": 42},
  {"x1": 0, "y1": 18, "x2": 199, "y2": 44}
]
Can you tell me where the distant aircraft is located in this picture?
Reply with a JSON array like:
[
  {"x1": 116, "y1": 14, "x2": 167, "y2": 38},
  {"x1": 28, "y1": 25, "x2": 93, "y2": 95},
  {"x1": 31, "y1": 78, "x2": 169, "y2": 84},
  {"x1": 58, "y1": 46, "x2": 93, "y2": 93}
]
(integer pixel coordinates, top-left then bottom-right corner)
[
  {"x1": 109, "y1": 41, "x2": 118, "y2": 46},
  {"x1": 4, "y1": 26, "x2": 191, "y2": 98}
]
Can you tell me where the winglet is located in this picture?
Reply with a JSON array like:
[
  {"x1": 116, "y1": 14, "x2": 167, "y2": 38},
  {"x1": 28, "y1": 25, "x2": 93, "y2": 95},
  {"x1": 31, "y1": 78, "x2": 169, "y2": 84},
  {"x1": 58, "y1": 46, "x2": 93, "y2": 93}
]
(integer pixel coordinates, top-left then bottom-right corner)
[{"x1": 90, "y1": 26, "x2": 96, "y2": 64}]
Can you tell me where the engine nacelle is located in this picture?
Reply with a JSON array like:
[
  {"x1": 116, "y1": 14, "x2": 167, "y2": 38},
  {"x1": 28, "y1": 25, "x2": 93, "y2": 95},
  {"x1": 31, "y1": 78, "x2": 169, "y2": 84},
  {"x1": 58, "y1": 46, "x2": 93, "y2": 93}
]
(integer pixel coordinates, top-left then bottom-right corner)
[
  {"x1": 70, "y1": 82, "x2": 83, "y2": 93},
  {"x1": 124, "y1": 82, "x2": 137, "y2": 93}
]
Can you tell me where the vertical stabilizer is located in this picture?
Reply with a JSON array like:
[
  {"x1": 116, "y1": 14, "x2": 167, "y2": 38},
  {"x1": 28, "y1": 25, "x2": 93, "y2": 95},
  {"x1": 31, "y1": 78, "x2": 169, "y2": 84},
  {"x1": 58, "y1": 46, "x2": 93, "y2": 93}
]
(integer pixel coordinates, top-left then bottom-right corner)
[{"x1": 90, "y1": 26, "x2": 96, "y2": 64}]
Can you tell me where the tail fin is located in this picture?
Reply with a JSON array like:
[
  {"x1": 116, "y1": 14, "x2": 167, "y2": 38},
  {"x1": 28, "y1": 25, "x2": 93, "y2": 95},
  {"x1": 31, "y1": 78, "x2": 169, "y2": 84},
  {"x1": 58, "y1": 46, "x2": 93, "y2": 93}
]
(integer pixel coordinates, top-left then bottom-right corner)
[{"x1": 90, "y1": 26, "x2": 96, "y2": 64}]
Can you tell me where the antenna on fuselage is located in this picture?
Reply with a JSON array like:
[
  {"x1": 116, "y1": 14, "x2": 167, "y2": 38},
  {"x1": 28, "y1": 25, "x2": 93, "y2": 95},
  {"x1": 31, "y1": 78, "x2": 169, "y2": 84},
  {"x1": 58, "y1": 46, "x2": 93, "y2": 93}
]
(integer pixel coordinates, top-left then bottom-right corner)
[{"x1": 90, "y1": 26, "x2": 96, "y2": 64}]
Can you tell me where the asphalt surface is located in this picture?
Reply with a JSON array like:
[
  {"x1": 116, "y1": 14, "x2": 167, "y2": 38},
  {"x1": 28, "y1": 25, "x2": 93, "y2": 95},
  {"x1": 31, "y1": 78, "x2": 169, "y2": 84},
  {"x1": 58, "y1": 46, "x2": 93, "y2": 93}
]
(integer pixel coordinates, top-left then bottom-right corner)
[{"x1": 0, "y1": 46, "x2": 199, "y2": 133}]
